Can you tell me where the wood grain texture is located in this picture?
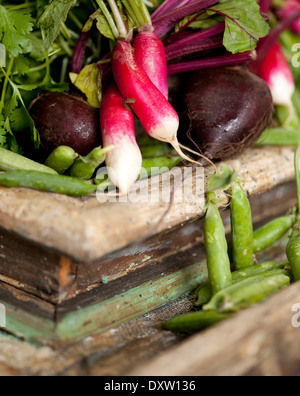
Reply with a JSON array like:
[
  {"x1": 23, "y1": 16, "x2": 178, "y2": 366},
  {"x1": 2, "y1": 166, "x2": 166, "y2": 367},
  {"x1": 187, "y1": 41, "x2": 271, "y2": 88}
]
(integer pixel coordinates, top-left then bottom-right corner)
[
  {"x1": 0, "y1": 296, "x2": 193, "y2": 376},
  {"x1": 0, "y1": 179, "x2": 295, "y2": 306},
  {"x1": 0, "y1": 146, "x2": 296, "y2": 262},
  {"x1": 129, "y1": 282, "x2": 300, "y2": 376},
  {"x1": 1, "y1": 282, "x2": 300, "y2": 376}
]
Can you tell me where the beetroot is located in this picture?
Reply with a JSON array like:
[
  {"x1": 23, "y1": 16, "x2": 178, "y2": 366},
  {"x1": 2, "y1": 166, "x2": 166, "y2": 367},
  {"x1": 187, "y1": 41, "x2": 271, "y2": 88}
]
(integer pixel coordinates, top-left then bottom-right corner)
[
  {"x1": 184, "y1": 68, "x2": 274, "y2": 162},
  {"x1": 29, "y1": 92, "x2": 100, "y2": 156}
]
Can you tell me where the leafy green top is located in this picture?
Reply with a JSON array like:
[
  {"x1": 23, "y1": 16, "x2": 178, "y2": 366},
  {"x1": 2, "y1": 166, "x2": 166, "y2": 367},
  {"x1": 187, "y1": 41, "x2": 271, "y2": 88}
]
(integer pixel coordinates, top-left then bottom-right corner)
[
  {"x1": 207, "y1": 0, "x2": 270, "y2": 54},
  {"x1": 0, "y1": 5, "x2": 34, "y2": 58}
]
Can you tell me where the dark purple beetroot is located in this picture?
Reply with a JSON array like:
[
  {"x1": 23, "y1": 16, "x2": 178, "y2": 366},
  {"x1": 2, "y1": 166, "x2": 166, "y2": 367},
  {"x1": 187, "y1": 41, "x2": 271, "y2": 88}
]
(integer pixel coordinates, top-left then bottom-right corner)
[
  {"x1": 184, "y1": 68, "x2": 274, "y2": 162},
  {"x1": 29, "y1": 92, "x2": 101, "y2": 156}
]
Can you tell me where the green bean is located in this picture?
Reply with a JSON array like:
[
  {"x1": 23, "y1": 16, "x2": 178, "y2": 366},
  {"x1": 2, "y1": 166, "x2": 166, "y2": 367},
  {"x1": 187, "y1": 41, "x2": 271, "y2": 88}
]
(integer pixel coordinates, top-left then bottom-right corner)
[
  {"x1": 256, "y1": 128, "x2": 300, "y2": 147},
  {"x1": 162, "y1": 311, "x2": 229, "y2": 333},
  {"x1": 204, "y1": 273, "x2": 290, "y2": 313},
  {"x1": 45, "y1": 146, "x2": 77, "y2": 174},
  {"x1": 253, "y1": 216, "x2": 295, "y2": 253},
  {"x1": 0, "y1": 147, "x2": 57, "y2": 175},
  {"x1": 204, "y1": 193, "x2": 232, "y2": 294},
  {"x1": 70, "y1": 146, "x2": 111, "y2": 180},
  {"x1": 0, "y1": 170, "x2": 97, "y2": 197},
  {"x1": 287, "y1": 146, "x2": 300, "y2": 280},
  {"x1": 231, "y1": 182, "x2": 254, "y2": 270},
  {"x1": 194, "y1": 261, "x2": 288, "y2": 306}
]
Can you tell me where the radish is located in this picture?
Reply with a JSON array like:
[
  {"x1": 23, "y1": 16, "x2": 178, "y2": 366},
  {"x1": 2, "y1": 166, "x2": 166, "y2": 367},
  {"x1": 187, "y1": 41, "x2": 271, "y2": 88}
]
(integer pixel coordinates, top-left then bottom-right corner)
[
  {"x1": 100, "y1": 83, "x2": 142, "y2": 195},
  {"x1": 111, "y1": 39, "x2": 202, "y2": 163},
  {"x1": 133, "y1": 25, "x2": 169, "y2": 99},
  {"x1": 277, "y1": 0, "x2": 300, "y2": 36},
  {"x1": 256, "y1": 41, "x2": 295, "y2": 112}
]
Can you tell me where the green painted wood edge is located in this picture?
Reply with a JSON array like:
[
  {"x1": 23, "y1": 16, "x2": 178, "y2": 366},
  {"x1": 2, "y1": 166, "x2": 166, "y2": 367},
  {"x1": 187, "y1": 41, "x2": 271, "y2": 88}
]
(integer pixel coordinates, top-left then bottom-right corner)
[
  {"x1": 1, "y1": 301, "x2": 56, "y2": 346},
  {"x1": 56, "y1": 261, "x2": 207, "y2": 343},
  {"x1": 1, "y1": 261, "x2": 207, "y2": 345}
]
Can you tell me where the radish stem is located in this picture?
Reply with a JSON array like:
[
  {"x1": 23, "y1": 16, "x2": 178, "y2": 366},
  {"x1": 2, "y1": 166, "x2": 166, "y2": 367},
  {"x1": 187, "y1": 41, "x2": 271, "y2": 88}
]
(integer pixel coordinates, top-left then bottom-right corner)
[
  {"x1": 122, "y1": 0, "x2": 140, "y2": 26},
  {"x1": 126, "y1": 0, "x2": 152, "y2": 26},
  {"x1": 167, "y1": 51, "x2": 256, "y2": 75},
  {"x1": 165, "y1": 35, "x2": 223, "y2": 61},
  {"x1": 95, "y1": 0, "x2": 120, "y2": 39},
  {"x1": 152, "y1": 0, "x2": 218, "y2": 30},
  {"x1": 164, "y1": 22, "x2": 225, "y2": 50},
  {"x1": 71, "y1": 29, "x2": 91, "y2": 74},
  {"x1": 260, "y1": 0, "x2": 272, "y2": 14},
  {"x1": 152, "y1": 0, "x2": 191, "y2": 19},
  {"x1": 107, "y1": 0, "x2": 128, "y2": 38}
]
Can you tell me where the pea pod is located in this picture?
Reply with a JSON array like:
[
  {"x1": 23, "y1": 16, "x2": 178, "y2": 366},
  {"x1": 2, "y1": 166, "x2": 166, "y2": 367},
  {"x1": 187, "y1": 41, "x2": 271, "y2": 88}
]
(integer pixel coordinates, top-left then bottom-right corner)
[
  {"x1": 140, "y1": 143, "x2": 174, "y2": 158},
  {"x1": 45, "y1": 146, "x2": 77, "y2": 174},
  {"x1": 204, "y1": 273, "x2": 290, "y2": 313},
  {"x1": 0, "y1": 147, "x2": 57, "y2": 175},
  {"x1": 162, "y1": 311, "x2": 229, "y2": 333},
  {"x1": 194, "y1": 283, "x2": 213, "y2": 307},
  {"x1": 195, "y1": 261, "x2": 288, "y2": 306},
  {"x1": 253, "y1": 216, "x2": 295, "y2": 253},
  {"x1": 256, "y1": 128, "x2": 300, "y2": 147},
  {"x1": 0, "y1": 170, "x2": 97, "y2": 197},
  {"x1": 287, "y1": 146, "x2": 300, "y2": 280},
  {"x1": 231, "y1": 182, "x2": 254, "y2": 270},
  {"x1": 70, "y1": 146, "x2": 112, "y2": 180},
  {"x1": 139, "y1": 156, "x2": 182, "y2": 179},
  {"x1": 204, "y1": 193, "x2": 232, "y2": 294}
]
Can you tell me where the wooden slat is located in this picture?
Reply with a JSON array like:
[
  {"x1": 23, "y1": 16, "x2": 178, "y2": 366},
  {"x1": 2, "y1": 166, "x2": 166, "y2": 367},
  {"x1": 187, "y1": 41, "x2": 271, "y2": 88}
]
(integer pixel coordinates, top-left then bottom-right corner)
[
  {"x1": 129, "y1": 281, "x2": 300, "y2": 376},
  {"x1": 1, "y1": 281, "x2": 300, "y2": 376},
  {"x1": 0, "y1": 146, "x2": 296, "y2": 262},
  {"x1": 0, "y1": 180, "x2": 296, "y2": 309}
]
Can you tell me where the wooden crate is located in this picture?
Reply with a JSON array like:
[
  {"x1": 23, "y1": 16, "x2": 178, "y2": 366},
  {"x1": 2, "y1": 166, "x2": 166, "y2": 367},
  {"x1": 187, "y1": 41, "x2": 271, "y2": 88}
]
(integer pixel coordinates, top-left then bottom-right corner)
[{"x1": 0, "y1": 146, "x2": 297, "y2": 346}]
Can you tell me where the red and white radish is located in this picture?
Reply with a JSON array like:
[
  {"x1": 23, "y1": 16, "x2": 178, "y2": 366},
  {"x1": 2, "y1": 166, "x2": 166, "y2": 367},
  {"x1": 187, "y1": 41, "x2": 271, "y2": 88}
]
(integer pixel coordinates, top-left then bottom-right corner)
[
  {"x1": 133, "y1": 25, "x2": 169, "y2": 99},
  {"x1": 100, "y1": 84, "x2": 142, "y2": 194},
  {"x1": 111, "y1": 40, "x2": 185, "y2": 155},
  {"x1": 256, "y1": 41, "x2": 295, "y2": 111},
  {"x1": 277, "y1": 0, "x2": 300, "y2": 36}
]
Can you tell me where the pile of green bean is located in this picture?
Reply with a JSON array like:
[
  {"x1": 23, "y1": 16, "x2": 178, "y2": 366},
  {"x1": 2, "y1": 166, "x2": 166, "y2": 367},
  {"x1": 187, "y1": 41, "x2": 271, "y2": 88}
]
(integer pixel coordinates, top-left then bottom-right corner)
[
  {"x1": 164, "y1": 148, "x2": 300, "y2": 333},
  {"x1": 0, "y1": 139, "x2": 182, "y2": 196}
]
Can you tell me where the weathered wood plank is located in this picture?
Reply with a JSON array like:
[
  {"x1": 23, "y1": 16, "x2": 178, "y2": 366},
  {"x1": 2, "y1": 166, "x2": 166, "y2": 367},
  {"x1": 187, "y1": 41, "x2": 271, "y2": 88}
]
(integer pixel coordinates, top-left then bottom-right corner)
[
  {"x1": 0, "y1": 230, "x2": 62, "y2": 300},
  {"x1": 56, "y1": 261, "x2": 205, "y2": 344},
  {"x1": 0, "y1": 296, "x2": 192, "y2": 376},
  {"x1": 0, "y1": 179, "x2": 296, "y2": 306},
  {"x1": 0, "y1": 147, "x2": 296, "y2": 262},
  {"x1": 1, "y1": 281, "x2": 300, "y2": 376},
  {"x1": 129, "y1": 281, "x2": 300, "y2": 376},
  {"x1": 0, "y1": 179, "x2": 295, "y2": 346}
]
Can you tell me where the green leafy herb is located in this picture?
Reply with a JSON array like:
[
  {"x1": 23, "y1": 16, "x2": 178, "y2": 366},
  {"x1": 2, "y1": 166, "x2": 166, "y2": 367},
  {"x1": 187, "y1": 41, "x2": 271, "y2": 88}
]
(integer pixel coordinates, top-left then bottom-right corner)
[
  {"x1": 207, "y1": 0, "x2": 270, "y2": 54},
  {"x1": 0, "y1": 5, "x2": 34, "y2": 58}
]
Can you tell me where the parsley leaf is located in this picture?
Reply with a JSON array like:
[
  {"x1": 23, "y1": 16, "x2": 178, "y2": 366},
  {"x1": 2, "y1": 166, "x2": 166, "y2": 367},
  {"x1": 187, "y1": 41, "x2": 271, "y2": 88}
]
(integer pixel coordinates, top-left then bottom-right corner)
[
  {"x1": 207, "y1": 0, "x2": 270, "y2": 54},
  {"x1": 0, "y1": 5, "x2": 33, "y2": 58}
]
